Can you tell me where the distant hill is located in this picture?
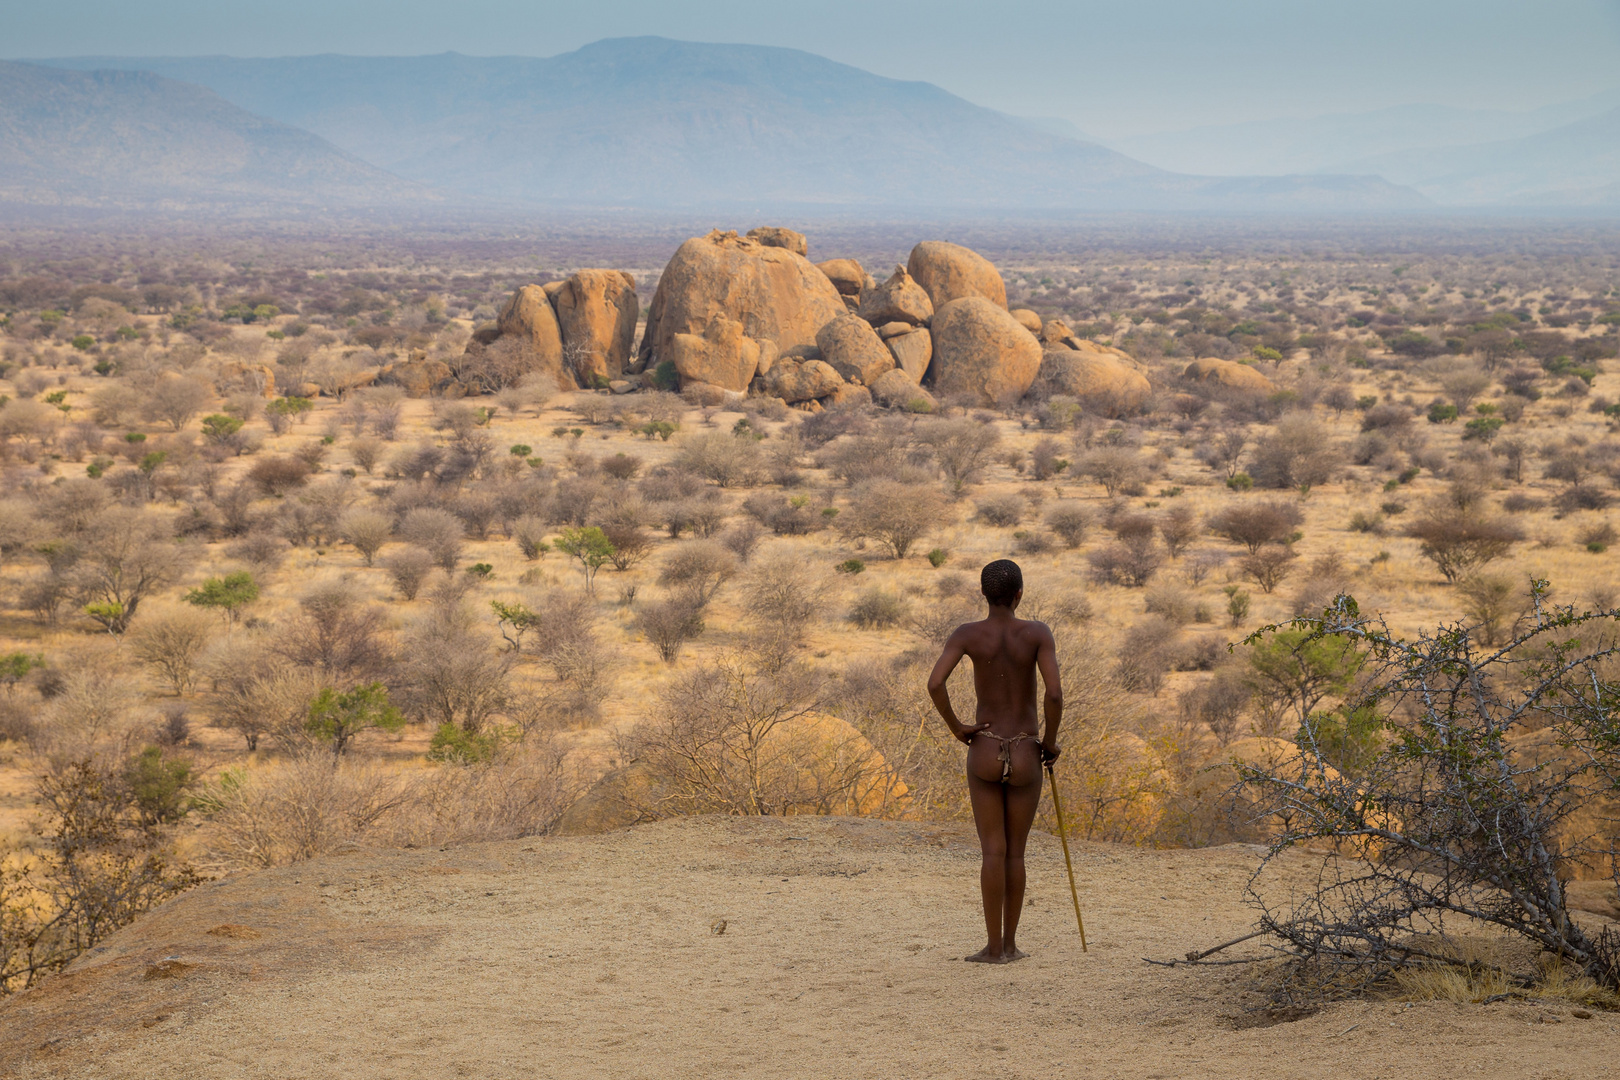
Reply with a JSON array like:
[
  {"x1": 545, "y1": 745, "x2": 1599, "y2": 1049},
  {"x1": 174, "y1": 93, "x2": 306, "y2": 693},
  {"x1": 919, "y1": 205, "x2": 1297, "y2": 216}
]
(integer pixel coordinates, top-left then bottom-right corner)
[
  {"x1": 1333, "y1": 106, "x2": 1620, "y2": 207},
  {"x1": 0, "y1": 61, "x2": 421, "y2": 209},
  {"x1": 1108, "y1": 97, "x2": 1620, "y2": 179},
  {"x1": 37, "y1": 39, "x2": 1424, "y2": 212}
]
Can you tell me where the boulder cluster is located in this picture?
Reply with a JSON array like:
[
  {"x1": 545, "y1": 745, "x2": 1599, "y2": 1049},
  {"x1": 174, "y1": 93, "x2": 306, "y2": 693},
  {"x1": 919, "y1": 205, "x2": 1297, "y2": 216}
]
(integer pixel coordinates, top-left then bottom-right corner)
[{"x1": 474, "y1": 226, "x2": 1154, "y2": 414}]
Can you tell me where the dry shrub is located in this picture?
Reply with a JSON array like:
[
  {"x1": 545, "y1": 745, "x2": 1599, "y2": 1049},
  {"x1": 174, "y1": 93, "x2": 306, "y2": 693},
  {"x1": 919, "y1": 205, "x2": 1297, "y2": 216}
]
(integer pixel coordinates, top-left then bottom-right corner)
[
  {"x1": 1045, "y1": 502, "x2": 1092, "y2": 548},
  {"x1": 849, "y1": 587, "x2": 908, "y2": 629},
  {"x1": 1143, "y1": 583, "x2": 1198, "y2": 626},
  {"x1": 835, "y1": 653, "x2": 977, "y2": 821},
  {"x1": 1, "y1": 758, "x2": 202, "y2": 994},
  {"x1": 384, "y1": 547, "x2": 436, "y2": 601},
  {"x1": 659, "y1": 539, "x2": 738, "y2": 606},
  {"x1": 1039, "y1": 630, "x2": 1172, "y2": 844},
  {"x1": 205, "y1": 742, "x2": 573, "y2": 869},
  {"x1": 636, "y1": 597, "x2": 706, "y2": 663},
  {"x1": 626, "y1": 649, "x2": 895, "y2": 818},
  {"x1": 130, "y1": 608, "x2": 216, "y2": 695},
  {"x1": 907, "y1": 595, "x2": 982, "y2": 646},
  {"x1": 975, "y1": 493, "x2": 1026, "y2": 527},
  {"x1": 840, "y1": 479, "x2": 948, "y2": 559},
  {"x1": 1115, "y1": 616, "x2": 1180, "y2": 693},
  {"x1": 740, "y1": 553, "x2": 828, "y2": 645}
]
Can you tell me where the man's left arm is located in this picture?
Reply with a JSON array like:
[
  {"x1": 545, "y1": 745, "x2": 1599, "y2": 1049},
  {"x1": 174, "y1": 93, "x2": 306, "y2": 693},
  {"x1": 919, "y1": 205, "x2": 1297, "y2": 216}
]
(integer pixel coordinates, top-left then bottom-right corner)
[{"x1": 1036, "y1": 624, "x2": 1063, "y2": 763}]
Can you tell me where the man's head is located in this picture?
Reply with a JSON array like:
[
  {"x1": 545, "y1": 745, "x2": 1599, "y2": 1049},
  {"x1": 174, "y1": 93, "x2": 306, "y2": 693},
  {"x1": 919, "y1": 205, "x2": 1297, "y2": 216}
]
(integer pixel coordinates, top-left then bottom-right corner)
[{"x1": 981, "y1": 559, "x2": 1023, "y2": 608}]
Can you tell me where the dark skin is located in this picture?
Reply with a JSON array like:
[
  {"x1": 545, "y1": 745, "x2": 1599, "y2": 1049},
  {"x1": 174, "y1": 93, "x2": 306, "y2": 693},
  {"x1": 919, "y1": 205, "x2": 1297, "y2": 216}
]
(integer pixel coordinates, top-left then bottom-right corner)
[{"x1": 926, "y1": 587, "x2": 1062, "y2": 964}]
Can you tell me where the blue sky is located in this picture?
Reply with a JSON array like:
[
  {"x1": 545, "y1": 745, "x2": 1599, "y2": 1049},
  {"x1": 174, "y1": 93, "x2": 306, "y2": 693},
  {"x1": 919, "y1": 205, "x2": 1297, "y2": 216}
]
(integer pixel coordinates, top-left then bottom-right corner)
[{"x1": 7, "y1": 0, "x2": 1620, "y2": 136}]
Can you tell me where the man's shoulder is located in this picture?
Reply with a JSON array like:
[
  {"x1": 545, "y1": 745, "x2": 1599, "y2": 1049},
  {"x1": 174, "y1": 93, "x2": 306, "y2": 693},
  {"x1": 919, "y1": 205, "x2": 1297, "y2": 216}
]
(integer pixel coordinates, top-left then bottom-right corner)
[{"x1": 1017, "y1": 616, "x2": 1055, "y2": 639}]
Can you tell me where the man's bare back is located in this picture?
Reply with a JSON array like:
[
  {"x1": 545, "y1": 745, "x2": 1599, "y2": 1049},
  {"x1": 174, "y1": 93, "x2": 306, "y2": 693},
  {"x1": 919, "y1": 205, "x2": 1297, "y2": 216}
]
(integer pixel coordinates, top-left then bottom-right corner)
[{"x1": 927, "y1": 559, "x2": 1063, "y2": 964}]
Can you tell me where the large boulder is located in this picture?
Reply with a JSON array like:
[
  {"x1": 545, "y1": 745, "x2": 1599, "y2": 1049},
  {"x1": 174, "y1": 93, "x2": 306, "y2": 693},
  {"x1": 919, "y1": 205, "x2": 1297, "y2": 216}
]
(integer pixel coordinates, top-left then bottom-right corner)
[
  {"x1": 817, "y1": 314, "x2": 894, "y2": 385},
  {"x1": 1184, "y1": 358, "x2": 1278, "y2": 395},
  {"x1": 816, "y1": 258, "x2": 867, "y2": 298},
  {"x1": 826, "y1": 382, "x2": 872, "y2": 409},
  {"x1": 885, "y1": 327, "x2": 932, "y2": 381},
  {"x1": 554, "y1": 270, "x2": 639, "y2": 386},
  {"x1": 495, "y1": 285, "x2": 566, "y2": 385},
  {"x1": 857, "y1": 266, "x2": 934, "y2": 326},
  {"x1": 928, "y1": 297, "x2": 1042, "y2": 405},
  {"x1": 1010, "y1": 308, "x2": 1043, "y2": 335},
  {"x1": 1035, "y1": 342, "x2": 1152, "y2": 415},
  {"x1": 378, "y1": 357, "x2": 454, "y2": 398},
  {"x1": 641, "y1": 230, "x2": 847, "y2": 369},
  {"x1": 555, "y1": 763, "x2": 656, "y2": 835},
  {"x1": 669, "y1": 315, "x2": 761, "y2": 393},
  {"x1": 745, "y1": 226, "x2": 808, "y2": 258},
  {"x1": 907, "y1": 241, "x2": 1007, "y2": 310},
  {"x1": 764, "y1": 357, "x2": 844, "y2": 404},
  {"x1": 1039, "y1": 318, "x2": 1075, "y2": 348},
  {"x1": 869, "y1": 367, "x2": 934, "y2": 410}
]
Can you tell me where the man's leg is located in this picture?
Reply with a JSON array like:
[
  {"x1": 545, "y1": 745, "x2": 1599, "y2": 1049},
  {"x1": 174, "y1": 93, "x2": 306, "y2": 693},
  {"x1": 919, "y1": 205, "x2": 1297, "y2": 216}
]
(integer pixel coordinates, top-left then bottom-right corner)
[
  {"x1": 1000, "y1": 770, "x2": 1043, "y2": 961},
  {"x1": 965, "y1": 770, "x2": 1008, "y2": 963}
]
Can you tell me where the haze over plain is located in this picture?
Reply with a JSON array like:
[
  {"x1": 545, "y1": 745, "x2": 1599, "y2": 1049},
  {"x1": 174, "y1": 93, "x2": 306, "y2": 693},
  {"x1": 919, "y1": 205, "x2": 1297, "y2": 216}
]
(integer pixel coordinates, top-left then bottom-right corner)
[{"x1": 3, "y1": 0, "x2": 1620, "y2": 212}]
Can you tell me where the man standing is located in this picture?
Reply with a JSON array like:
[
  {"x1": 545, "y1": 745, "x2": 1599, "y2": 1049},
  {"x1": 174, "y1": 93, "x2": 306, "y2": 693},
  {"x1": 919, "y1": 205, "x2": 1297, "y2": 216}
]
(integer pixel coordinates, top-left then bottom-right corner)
[{"x1": 926, "y1": 559, "x2": 1063, "y2": 964}]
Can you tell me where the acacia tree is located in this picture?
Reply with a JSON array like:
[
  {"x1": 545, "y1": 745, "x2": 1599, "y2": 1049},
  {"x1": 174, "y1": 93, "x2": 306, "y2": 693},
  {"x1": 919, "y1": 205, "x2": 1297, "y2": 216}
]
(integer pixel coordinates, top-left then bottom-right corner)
[
  {"x1": 556, "y1": 526, "x2": 615, "y2": 595},
  {"x1": 184, "y1": 571, "x2": 259, "y2": 625},
  {"x1": 1405, "y1": 504, "x2": 1522, "y2": 583},
  {"x1": 72, "y1": 508, "x2": 194, "y2": 634},
  {"x1": 1226, "y1": 590, "x2": 1620, "y2": 998},
  {"x1": 305, "y1": 683, "x2": 404, "y2": 756}
]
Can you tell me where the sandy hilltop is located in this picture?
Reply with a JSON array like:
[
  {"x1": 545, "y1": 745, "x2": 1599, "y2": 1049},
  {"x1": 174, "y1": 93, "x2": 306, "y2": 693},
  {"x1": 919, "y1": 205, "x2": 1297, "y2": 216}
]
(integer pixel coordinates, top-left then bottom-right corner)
[{"x1": 1, "y1": 816, "x2": 1615, "y2": 1080}]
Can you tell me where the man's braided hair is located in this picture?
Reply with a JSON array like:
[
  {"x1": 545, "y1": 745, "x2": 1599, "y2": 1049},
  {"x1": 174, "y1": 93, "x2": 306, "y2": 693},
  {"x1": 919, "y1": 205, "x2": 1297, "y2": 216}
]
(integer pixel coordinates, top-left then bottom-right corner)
[{"x1": 980, "y1": 559, "x2": 1023, "y2": 607}]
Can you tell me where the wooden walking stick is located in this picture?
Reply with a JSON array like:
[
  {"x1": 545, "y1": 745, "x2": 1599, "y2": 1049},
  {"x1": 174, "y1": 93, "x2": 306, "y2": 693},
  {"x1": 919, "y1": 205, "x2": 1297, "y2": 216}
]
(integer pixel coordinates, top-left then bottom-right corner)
[{"x1": 1045, "y1": 760, "x2": 1087, "y2": 952}]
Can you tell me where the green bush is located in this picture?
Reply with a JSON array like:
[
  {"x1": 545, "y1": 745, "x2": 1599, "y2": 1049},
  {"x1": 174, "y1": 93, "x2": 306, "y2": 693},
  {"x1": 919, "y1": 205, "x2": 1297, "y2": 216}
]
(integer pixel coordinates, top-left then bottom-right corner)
[
  {"x1": 1427, "y1": 402, "x2": 1458, "y2": 424},
  {"x1": 927, "y1": 548, "x2": 949, "y2": 568},
  {"x1": 428, "y1": 722, "x2": 504, "y2": 764},
  {"x1": 1226, "y1": 473, "x2": 1254, "y2": 491},
  {"x1": 837, "y1": 559, "x2": 865, "y2": 575},
  {"x1": 124, "y1": 746, "x2": 194, "y2": 826}
]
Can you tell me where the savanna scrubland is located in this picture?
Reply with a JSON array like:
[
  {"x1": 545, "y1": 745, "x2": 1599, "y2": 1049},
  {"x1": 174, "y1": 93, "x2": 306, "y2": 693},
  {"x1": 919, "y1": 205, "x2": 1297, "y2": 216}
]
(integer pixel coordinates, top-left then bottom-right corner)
[{"x1": 2, "y1": 217, "x2": 1620, "y2": 1057}]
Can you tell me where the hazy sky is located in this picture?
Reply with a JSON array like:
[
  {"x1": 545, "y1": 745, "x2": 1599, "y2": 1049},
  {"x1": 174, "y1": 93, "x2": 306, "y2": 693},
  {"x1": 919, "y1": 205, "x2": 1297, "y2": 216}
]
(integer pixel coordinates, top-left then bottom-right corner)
[{"x1": 8, "y1": 0, "x2": 1620, "y2": 136}]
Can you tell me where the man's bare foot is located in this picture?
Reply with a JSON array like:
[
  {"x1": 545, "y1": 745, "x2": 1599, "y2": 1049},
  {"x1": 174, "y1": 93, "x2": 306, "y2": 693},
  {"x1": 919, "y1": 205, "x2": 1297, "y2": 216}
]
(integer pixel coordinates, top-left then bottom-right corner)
[
  {"x1": 964, "y1": 946, "x2": 1007, "y2": 964},
  {"x1": 1002, "y1": 946, "x2": 1028, "y2": 962}
]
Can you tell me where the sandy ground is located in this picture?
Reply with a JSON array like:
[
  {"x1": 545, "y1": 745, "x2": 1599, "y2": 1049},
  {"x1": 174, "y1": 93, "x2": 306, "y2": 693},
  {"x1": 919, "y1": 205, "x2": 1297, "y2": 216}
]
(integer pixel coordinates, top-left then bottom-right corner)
[{"x1": 3, "y1": 816, "x2": 1618, "y2": 1080}]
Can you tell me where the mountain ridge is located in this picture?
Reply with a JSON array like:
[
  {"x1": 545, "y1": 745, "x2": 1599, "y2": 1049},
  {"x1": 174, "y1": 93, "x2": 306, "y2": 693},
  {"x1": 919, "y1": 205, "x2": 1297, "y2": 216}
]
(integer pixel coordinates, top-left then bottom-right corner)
[
  {"x1": 0, "y1": 60, "x2": 423, "y2": 209},
  {"x1": 31, "y1": 39, "x2": 1425, "y2": 212}
]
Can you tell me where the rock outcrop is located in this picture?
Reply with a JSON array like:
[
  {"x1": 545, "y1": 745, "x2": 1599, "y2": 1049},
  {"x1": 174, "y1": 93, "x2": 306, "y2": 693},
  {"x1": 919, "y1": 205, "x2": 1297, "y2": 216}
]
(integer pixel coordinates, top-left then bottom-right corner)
[
  {"x1": 669, "y1": 315, "x2": 761, "y2": 393},
  {"x1": 745, "y1": 226, "x2": 808, "y2": 258},
  {"x1": 763, "y1": 357, "x2": 844, "y2": 404},
  {"x1": 554, "y1": 269, "x2": 639, "y2": 386},
  {"x1": 907, "y1": 241, "x2": 1007, "y2": 310},
  {"x1": 1035, "y1": 342, "x2": 1152, "y2": 415},
  {"x1": 817, "y1": 314, "x2": 894, "y2": 385},
  {"x1": 1183, "y1": 357, "x2": 1278, "y2": 394},
  {"x1": 495, "y1": 284, "x2": 566, "y2": 385},
  {"x1": 929, "y1": 297, "x2": 1041, "y2": 405},
  {"x1": 641, "y1": 230, "x2": 847, "y2": 372},
  {"x1": 379, "y1": 357, "x2": 455, "y2": 398},
  {"x1": 1039, "y1": 318, "x2": 1075, "y2": 347},
  {"x1": 857, "y1": 266, "x2": 934, "y2": 326},
  {"x1": 1010, "y1": 308, "x2": 1043, "y2": 335},
  {"x1": 869, "y1": 367, "x2": 933, "y2": 410},
  {"x1": 816, "y1": 258, "x2": 867, "y2": 298},
  {"x1": 884, "y1": 327, "x2": 932, "y2": 382}
]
